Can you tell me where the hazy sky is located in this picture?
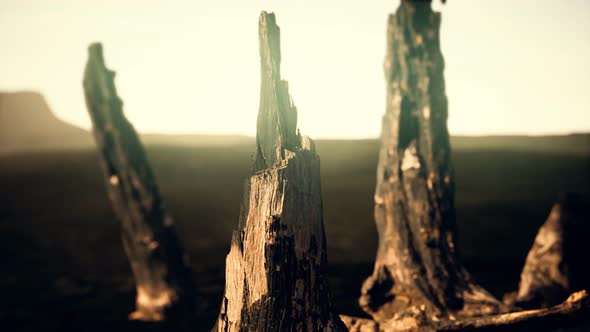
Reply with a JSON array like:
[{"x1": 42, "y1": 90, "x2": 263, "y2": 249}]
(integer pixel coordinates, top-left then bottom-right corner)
[{"x1": 1, "y1": 0, "x2": 589, "y2": 138}]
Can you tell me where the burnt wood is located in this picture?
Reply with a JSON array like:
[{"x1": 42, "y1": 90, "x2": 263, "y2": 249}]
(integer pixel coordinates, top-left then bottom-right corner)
[
  {"x1": 212, "y1": 12, "x2": 346, "y2": 332},
  {"x1": 360, "y1": 0, "x2": 504, "y2": 323},
  {"x1": 510, "y1": 193, "x2": 590, "y2": 309},
  {"x1": 83, "y1": 43, "x2": 195, "y2": 322}
]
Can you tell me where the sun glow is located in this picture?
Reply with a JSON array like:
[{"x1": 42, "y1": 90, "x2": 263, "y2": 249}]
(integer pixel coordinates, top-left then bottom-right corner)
[{"x1": 1, "y1": 0, "x2": 589, "y2": 138}]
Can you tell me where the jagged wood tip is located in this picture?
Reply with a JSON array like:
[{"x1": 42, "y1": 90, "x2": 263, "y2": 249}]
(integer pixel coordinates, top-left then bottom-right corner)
[
  {"x1": 254, "y1": 11, "x2": 307, "y2": 173},
  {"x1": 84, "y1": 42, "x2": 120, "y2": 106}
]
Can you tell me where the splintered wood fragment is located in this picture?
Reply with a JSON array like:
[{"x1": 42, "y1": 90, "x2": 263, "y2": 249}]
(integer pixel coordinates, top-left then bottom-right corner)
[
  {"x1": 438, "y1": 290, "x2": 590, "y2": 332},
  {"x1": 83, "y1": 43, "x2": 194, "y2": 322},
  {"x1": 339, "y1": 315, "x2": 380, "y2": 332},
  {"x1": 509, "y1": 193, "x2": 590, "y2": 309},
  {"x1": 213, "y1": 11, "x2": 346, "y2": 331},
  {"x1": 360, "y1": 0, "x2": 505, "y2": 324},
  {"x1": 254, "y1": 11, "x2": 300, "y2": 172},
  {"x1": 342, "y1": 291, "x2": 590, "y2": 332}
]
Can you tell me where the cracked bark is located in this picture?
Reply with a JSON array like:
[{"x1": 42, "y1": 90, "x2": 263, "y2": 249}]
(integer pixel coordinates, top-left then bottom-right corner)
[
  {"x1": 342, "y1": 2, "x2": 590, "y2": 330},
  {"x1": 212, "y1": 12, "x2": 346, "y2": 332},
  {"x1": 83, "y1": 43, "x2": 195, "y2": 322},
  {"x1": 359, "y1": 0, "x2": 505, "y2": 324}
]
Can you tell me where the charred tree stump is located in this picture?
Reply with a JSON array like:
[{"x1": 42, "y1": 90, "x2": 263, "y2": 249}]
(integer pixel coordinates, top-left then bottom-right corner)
[
  {"x1": 360, "y1": 0, "x2": 504, "y2": 324},
  {"x1": 83, "y1": 43, "x2": 195, "y2": 322},
  {"x1": 213, "y1": 12, "x2": 346, "y2": 331},
  {"x1": 509, "y1": 193, "x2": 590, "y2": 309}
]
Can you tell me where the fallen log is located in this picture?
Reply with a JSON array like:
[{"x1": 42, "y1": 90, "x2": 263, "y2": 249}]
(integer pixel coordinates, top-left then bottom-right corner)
[
  {"x1": 342, "y1": 291, "x2": 590, "y2": 332},
  {"x1": 212, "y1": 12, "x2": 346, "y2": 331},
  {"x1": 360, "y1": 0, "x2": 504, "y2": 323},
  {"x1": 83, "y1": 43, "x2": 195, "y2": 322},
  {"x1": 438, "y1": 290, "x2": 590, "y2": 332}
]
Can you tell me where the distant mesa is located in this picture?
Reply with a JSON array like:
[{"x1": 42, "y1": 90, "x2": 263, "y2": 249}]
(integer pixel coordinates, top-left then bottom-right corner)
[
  {"x1": 0, "y1": 91, "x2": 588, "y2": 155},
  {"x1": 0, "y1": 91, "x2": 92, "y2": 153},
  {"x1": 0, "y1": 91, "x2": 252, "y2": 153}
]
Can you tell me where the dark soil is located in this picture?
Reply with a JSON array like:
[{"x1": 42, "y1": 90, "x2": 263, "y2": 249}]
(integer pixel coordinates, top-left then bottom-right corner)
[{"x1": 0, "y1": 140, "x2": 588, "y2": 331}]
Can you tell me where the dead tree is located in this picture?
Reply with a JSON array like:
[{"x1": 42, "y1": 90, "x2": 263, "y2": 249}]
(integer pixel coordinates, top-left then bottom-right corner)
[
  {"x1": 509, "y1": 193, "x2": 590, "y2": 309},
  {"x1": 83, "y1": 43, "x2": 194, "y2": 321},
  {"x1": 359, "y1": 0, "x2": 504, "y2": 323},
  {"x1": 213, "y1": 12, "x2": 346, "y2": 331},
  {"x1": 339, "y1": 1, "x2": 590, "y2": 330}
]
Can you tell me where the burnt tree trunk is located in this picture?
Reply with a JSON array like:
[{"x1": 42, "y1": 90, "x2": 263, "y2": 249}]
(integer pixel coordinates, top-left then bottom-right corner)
[
  {"x1": 360, "y1": 0, "x2": 504, "y2": 323},
  {"x1": 83, "y1": 43, "x2": 194, "y2": 322},
  {"x1": 213, "y1": 12, "x2": 346, "y2": 332},
  {"x1": 510, "y1": 193, "x2": 590, "y2": 309}
]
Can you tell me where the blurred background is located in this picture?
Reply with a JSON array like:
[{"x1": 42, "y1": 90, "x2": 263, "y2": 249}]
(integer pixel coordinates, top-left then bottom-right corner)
[{"x1": 0, "y1": 0, "x2": 589, "y2": 331}]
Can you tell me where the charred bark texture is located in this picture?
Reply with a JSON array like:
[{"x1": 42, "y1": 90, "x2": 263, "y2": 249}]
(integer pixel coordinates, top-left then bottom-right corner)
[
  {"x1": 360, "y1": 0, "x2": 504, "y2": 323},
  {"x1": 83, "y1": 43, "x2": 194, "y2": 321},
  {"x1": 511, "y1": 193, "x2": 590, "y2": 309},
  {"x1": 213, "y1": 12, "x2": 346, "y2": 332}
]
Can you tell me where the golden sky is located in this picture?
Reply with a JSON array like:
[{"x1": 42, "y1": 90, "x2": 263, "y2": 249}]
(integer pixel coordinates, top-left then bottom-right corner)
[{"x1": 1, "y1": 0, "x2": 589, "y2": 138}]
